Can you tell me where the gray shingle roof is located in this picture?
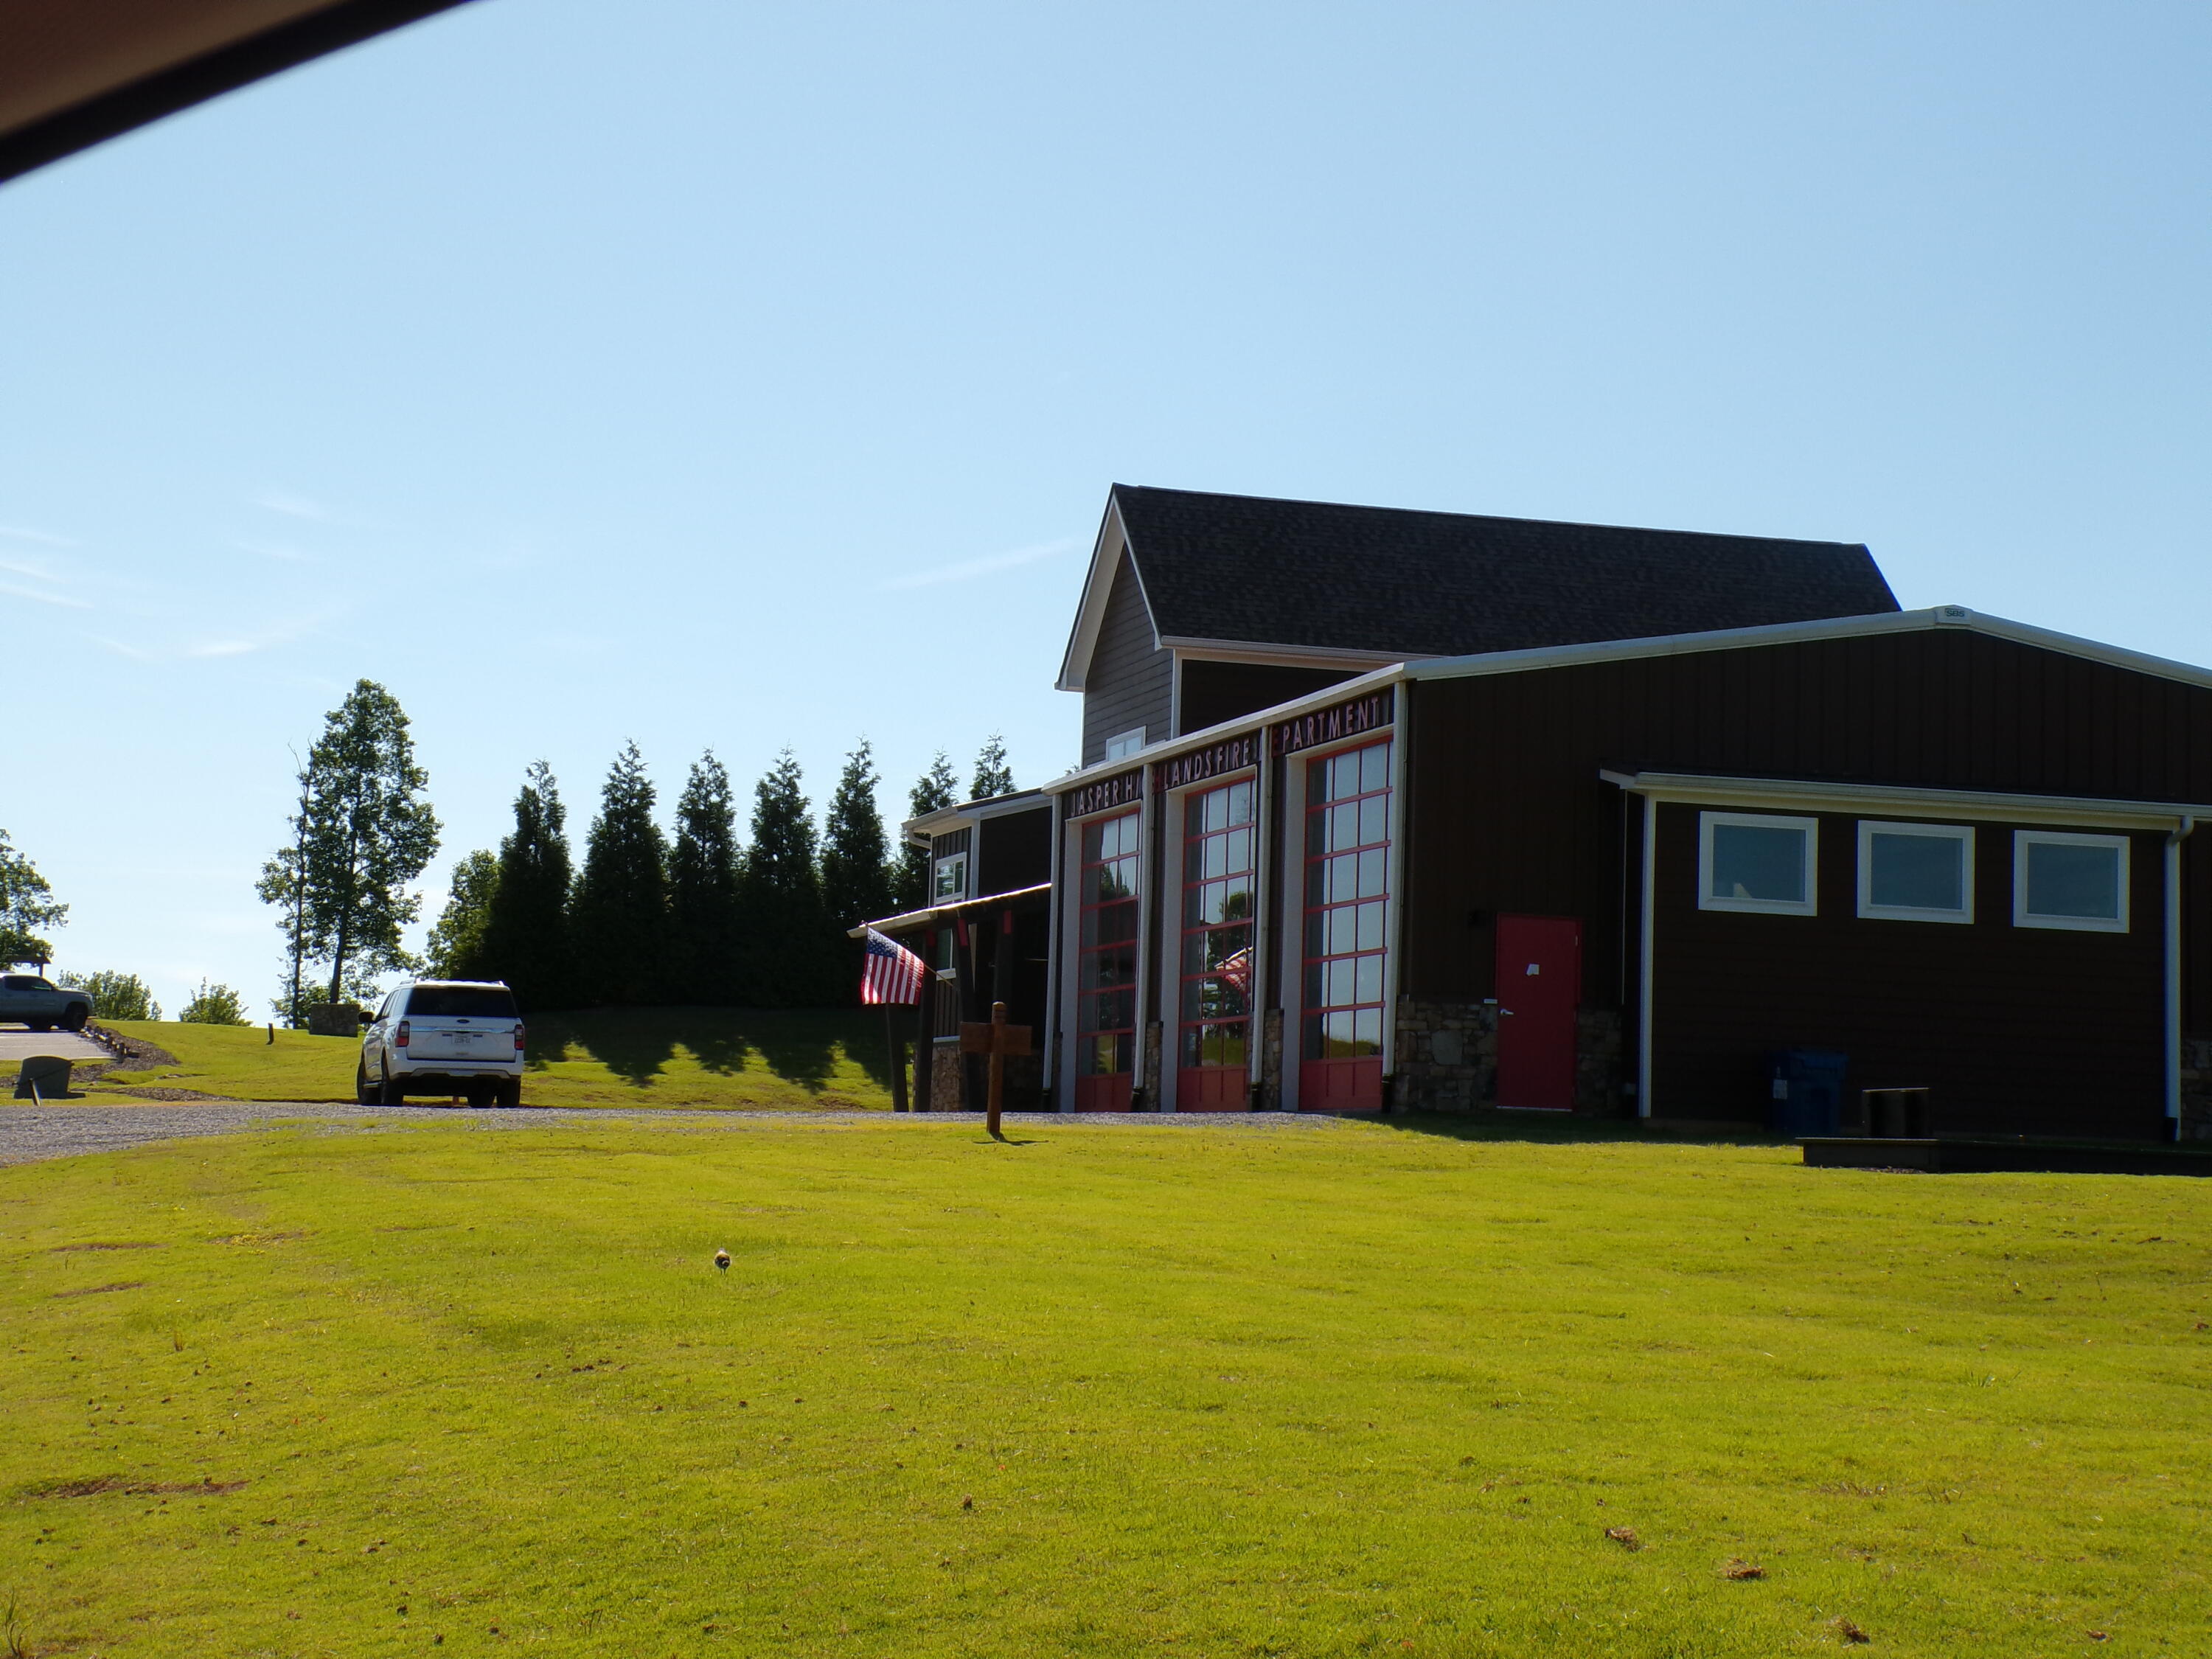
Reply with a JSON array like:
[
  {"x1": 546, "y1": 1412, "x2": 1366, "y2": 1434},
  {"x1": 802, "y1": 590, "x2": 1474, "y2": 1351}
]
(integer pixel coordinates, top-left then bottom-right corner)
[{"x1": 1113, "y1": 484, "x2": 1898, "y2": 658}]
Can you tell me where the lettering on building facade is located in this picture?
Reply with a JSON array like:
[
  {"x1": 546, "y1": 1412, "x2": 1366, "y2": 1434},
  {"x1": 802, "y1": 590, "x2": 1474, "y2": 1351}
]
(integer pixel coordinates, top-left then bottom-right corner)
[
  {"x1": 1068, "y1": 767, "x2": 1145, "y2": 818},
  {"x1": 1153, "y1": 733, "x2": 1259, "y2": 793},
  {"x1": 1270, "y1": 686, "x2": 1396, "y2": 758}
]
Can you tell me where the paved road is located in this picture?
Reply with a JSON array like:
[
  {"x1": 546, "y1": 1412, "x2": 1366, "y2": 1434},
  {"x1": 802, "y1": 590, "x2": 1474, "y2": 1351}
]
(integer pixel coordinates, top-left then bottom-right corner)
[
  {"x1": 0, "y1": 1031, "x2": 110, "y2": 1064},
  {"x1": 0, "y1": 1102, "x2": 1335, "y2": 1166}
]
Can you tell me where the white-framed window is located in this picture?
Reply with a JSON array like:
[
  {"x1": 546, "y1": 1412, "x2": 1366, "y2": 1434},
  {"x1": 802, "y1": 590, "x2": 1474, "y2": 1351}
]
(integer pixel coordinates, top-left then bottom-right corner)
[
  {"x1": 1698, "y1": 811, "x2": 1818, "y2": 916},
  {"x1": 1102, "y1": 727, "x2": 1147, "y2": 762},
  {"x1": 2014, "y1": 830, "x2": 2129, "y2": 932},
  {"x1": 932, "y1": 850, "x2": 969, "y2": 902},
  {"x1": 1857, "y1": 821, "x2": 1975, "y2": 924}
]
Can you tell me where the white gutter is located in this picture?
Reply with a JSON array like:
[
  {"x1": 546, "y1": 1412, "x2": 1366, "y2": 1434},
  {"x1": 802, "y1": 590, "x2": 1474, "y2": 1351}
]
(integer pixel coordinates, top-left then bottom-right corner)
[{"x1": 1600, "y1": 771, "x2": 2212, "y2": 833}]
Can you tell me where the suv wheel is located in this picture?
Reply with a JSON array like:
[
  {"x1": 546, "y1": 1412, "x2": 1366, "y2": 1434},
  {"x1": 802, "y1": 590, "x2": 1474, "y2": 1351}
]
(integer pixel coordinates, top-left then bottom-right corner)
[
  {"x1": 377, "y1": 1065, "x2": 405, "y2": 1106},
  {"x1": 498, "y1": 1078, "x2": 522, "y2": 1109},
  {"x1": 355, "y1": 1063, "x2": 375, "y2": 1105},
  {"x1": 60, "y1": 1007, "x2": 87, "y2": 1032}
]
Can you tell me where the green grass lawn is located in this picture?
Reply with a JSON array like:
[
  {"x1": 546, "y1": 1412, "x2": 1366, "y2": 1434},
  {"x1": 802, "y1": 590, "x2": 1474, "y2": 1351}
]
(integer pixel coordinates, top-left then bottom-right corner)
[
  {"x1": 3, "y1": 1116, "x2": 2208, "y2": 1657},
  {"x1": 63, "y1": 1008, "x2": 896, "y2": 1109}
]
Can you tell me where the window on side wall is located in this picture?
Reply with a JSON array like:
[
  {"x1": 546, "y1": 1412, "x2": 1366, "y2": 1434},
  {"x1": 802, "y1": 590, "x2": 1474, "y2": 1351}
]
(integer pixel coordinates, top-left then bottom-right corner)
[
  {"x1": 2014, "y1": 831, "x2": 2128, "y2": 932},
  {"x1": 1857, "y1": 821, "x2": 1974, "y2": 923},
  {"x1": 1697, "y1": 812, "x2": 1818, "y2": 916},
  {"x1": 932, "y1": 851, "x2": 969, "y2": 902},
  {"x1": 1102, "y1": 728, "x2": 1146, "y2": 762}
]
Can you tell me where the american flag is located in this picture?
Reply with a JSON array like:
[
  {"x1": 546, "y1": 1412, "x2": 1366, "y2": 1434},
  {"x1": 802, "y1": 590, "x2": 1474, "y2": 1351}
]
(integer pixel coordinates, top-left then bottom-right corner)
[
  {"x1": 860, "y1": 928, "x2": 929, "y2": 1006},
  {"x1": 1218, "y1": 945, "x2": 1253, "y2": 1000}
]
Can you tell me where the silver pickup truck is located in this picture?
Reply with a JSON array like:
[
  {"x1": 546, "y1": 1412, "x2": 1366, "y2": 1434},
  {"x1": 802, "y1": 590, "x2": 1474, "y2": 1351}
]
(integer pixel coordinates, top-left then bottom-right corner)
[{"x1": 0, "y1": 973, "x2": 93, "y2": 1032}]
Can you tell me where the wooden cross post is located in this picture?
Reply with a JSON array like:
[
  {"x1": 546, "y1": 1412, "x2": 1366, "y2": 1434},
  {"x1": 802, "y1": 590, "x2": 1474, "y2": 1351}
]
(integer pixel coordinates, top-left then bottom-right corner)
[{"x1": 959, "y1": 1001, "x2": 1032, "y2": 1142}]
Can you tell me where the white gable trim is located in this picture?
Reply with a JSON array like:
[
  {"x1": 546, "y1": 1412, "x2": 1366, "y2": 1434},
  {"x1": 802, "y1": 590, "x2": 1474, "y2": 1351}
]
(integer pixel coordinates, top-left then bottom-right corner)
[{"x1": 1055, "y1": 494, "x2": 1157, "y2": 692}]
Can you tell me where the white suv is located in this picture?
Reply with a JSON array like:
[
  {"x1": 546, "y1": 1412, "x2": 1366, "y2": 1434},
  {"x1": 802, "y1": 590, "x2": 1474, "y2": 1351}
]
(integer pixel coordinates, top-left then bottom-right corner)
[{"x1": 358, "y1": 980, "x2": 525, "y2": 1107}]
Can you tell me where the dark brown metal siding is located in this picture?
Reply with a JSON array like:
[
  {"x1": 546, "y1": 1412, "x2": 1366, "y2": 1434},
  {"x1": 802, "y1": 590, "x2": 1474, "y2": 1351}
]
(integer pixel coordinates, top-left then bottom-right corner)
[
  {"x1": 1402, "y1": 626, "x2": 2212, "y2": 1133},
  {"x1": 1178, "y1": 660, "x2": 1363, "y2": 737},
  {"x1": 977, "y1": 805, "x2": 1052, "y2": 896},
  {"x1": 1651, "y1": 803, "x2": 2166, "y2": 1135},
  {"x1": 1081, "y1": 559, "x2": 1173, "y2": 765}
]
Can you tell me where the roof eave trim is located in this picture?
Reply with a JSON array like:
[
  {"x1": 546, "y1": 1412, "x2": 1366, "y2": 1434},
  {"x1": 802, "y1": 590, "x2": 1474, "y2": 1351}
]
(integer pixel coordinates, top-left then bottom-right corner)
[
  {"x1": 1158, "y1": 637, "x2": 1411, "y2": 668},
  {"x1": 900, "y1": 790, "x2": 1048, "y2": 841},
  {"x1": 848, "y1": 881, "x2": 1055, "y2": 938},
  {"x1": 1602, "y1": 769, "x2": 2212, "y2": 830},
  {"x1": 1403, "y1": 605, "x2": 2212, "y2": 692}
]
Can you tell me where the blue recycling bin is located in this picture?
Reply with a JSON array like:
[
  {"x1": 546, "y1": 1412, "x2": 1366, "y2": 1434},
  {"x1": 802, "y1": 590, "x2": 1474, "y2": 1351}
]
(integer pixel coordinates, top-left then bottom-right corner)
[{"x1": 1767, "y1": 1048, "x2": 1847, "y2": 1138}]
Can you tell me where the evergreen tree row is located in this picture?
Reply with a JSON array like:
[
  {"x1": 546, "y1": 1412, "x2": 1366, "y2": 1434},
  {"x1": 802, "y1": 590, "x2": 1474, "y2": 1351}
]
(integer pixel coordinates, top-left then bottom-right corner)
[{"x1": 426, "y1": 735, "x2": 1015, "y2": 1012}]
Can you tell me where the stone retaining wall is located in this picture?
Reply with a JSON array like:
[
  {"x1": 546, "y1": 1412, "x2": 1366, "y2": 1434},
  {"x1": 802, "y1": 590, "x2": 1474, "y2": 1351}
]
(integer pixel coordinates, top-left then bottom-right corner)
[{"x1": 1391, "y1": 996, "x2": 1625, "y2": 1116}]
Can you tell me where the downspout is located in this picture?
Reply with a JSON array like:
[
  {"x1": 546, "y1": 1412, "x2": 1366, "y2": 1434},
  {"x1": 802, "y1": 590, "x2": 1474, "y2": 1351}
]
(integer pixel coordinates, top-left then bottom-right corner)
[
  {"x1": 1638, "y1": 793, "x2": 1658, "y2": 1121},
  {"x1": 2167, "y1": 815, "x2": 2196, "y2": 1140},
  {"x1": 1043, "y1": 799, "x2": 1065, "y2": 1110}
]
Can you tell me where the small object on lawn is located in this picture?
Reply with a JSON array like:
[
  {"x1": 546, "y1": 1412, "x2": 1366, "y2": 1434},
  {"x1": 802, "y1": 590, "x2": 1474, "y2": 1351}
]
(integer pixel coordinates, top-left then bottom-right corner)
[
  {"x1": 959, "y1": 1001, "x2": 1032, "y2": 1142},
  {"x1": 14, "y1": 1055, "x2": 72, "y2": 1101},
  {"x1": 1832, "y1": 1616, "x2": 1870, "y2": 1644},
  {"x1": 961, "y1": 1495, "x2": 973, "y2": 1510},
  {"x1": 1604, "y1": 1526, "x2": 1641, "y2": 1550},
  {"x1": 266, "y1": 1023, "x2": 274, "y2": 1045},
  {"x1": 714, "y1": 1248, "x2": 730, "y2": 1273},
  {"x1": 2087, "y1": 1634, "x2": 2109, "y2": 1644},
  {"x1": 1722, "y1": 1558, "x2": 1765, "y2": 1580}
]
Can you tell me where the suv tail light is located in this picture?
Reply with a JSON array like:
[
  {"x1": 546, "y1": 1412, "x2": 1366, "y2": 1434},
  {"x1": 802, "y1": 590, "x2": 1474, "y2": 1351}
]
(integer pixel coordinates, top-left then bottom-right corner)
[
  {"x1": 394, "y1": 1020, "x2": 411, "y2": 1048},
  {"x1": 513, "y1": 1023, "x2": 526, "y2": 1053}
]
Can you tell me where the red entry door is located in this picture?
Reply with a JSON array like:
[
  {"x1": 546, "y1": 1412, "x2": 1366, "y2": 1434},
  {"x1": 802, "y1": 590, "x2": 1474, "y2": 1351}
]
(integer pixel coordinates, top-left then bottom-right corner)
[{"x1": 1495, "y1": 916, "x2": 1579, "y2": 1110}]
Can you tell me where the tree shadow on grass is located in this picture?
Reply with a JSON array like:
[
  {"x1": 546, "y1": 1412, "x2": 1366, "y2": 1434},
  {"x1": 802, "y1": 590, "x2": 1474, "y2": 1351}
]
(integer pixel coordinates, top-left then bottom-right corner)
[
  {"x1": 527, "y1": 1006, "x2": 894, "y2": 1098},
  {"x1": 1375, "y1": 1109, "x2": 1790, "y2": 1150},
  {"x1": 744, "y1": 1009, "x2": 891, "y2": 1096},
  {"x1": 526, "y1": 1009, "x2": 678, "y2": 1088}
]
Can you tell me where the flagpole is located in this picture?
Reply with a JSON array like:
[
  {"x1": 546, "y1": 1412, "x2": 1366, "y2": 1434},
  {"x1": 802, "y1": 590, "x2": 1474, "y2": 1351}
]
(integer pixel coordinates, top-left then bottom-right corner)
[{"x1": 885, "y1": 1003, "x2": 909, "y2": 1113}]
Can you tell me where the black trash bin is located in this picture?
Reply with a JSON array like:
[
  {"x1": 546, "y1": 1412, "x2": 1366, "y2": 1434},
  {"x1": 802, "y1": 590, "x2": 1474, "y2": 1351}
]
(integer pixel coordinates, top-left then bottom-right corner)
[{"x1": 1767, "y1": 1048, "x2": 1846, "y2": 1138}]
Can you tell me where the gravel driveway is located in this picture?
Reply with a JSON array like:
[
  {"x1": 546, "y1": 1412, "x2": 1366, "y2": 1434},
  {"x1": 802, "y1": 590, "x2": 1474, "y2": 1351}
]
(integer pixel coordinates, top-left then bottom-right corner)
[{"x1": 0, "y1": 1102, "x2": 1337, "y2": 1166}]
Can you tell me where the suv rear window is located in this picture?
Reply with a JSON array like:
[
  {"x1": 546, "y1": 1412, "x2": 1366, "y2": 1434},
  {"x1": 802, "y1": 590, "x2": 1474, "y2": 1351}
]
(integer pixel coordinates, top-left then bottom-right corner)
[{"x1": 403, "y1": 986, "x2": 519, "y2": 1018}]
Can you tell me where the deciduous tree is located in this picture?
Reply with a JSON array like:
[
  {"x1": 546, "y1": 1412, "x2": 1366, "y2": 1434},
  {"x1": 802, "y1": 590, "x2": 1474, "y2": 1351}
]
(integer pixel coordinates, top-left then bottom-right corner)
[
  {"x1": 480, "y1": 760, "x2": 576, "y2": 1012},
  {"x1": 667, "y1": 751, "x2": 742, "y2": 1004},
  {"x1": 58, "y1": 970, "x2": 159, "y2": 1021},
  {"x1": 179, "y1": 978, "x2": 250, "y2": 1026},
  {"x1": 0, "y1": 827, "x2": 66, "y2": 967},
  {"x1": 254, "y1": 765, "x2": 312, "y2": 1023},
  {"x1": 571, "y1": 742, "x2": 667, "y2": 1006},
  {"x1": 271, "y1": 681, "x2": 441, "y2": 1009}
]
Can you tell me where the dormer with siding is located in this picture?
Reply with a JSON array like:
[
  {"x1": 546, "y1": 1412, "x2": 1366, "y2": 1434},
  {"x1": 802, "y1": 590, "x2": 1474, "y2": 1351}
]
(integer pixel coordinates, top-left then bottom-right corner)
[{"x1": 1056, "y1": 483, "x2": 1902, "y2": 768}]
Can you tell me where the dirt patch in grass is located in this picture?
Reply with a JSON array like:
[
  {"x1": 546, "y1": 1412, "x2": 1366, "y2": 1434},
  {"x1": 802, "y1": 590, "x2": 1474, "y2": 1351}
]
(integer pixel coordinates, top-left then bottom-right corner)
[
  {"x1": 49, "y1": 1281, "x2": 145, "y2": 1298},
  {"x1": 47, "y1": 1241, "x2": 161, "y2": 1253},
  {"x1": 16, "y1": 1475, "x2": 247, "y2": 1500}
]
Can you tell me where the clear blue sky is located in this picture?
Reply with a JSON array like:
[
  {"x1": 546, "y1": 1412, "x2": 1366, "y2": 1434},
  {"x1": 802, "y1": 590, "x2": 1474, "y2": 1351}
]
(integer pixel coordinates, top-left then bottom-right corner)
[{"x1": 4, "y1": 1, "x2": 2208, "y2": 1015}]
